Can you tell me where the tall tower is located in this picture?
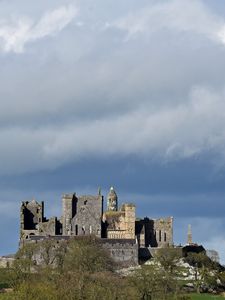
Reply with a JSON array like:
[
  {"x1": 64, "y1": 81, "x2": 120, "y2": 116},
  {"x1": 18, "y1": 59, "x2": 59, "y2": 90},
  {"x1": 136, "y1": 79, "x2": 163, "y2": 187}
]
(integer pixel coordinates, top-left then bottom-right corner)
[
  {"x1": 187, "y1": 224, "x2": 193, "y2": 245},
  {"x1": 124, "y1": 204, "x2": 136, "y2": 239},
  {"x1": 107, "y1": 187, "x2": 118, "y2": 211},
  {"x1": 62, "y1": 194, "x2": 76, "y2": 235}
]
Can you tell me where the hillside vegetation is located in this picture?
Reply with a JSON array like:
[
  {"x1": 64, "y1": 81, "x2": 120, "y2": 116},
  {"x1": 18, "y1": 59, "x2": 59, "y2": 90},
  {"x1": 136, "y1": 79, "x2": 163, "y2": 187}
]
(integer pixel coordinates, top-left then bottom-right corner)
[{"x1": 0, "y1": 237, "x2": 225, "y2": 300}]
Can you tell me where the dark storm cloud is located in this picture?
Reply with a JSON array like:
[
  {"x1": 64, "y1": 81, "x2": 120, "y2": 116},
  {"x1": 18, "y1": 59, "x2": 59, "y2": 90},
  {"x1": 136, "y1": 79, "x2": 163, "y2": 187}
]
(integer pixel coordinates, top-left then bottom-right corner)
[{"x1": 1, "y1": 155, "x2": 224, "y2": 218}]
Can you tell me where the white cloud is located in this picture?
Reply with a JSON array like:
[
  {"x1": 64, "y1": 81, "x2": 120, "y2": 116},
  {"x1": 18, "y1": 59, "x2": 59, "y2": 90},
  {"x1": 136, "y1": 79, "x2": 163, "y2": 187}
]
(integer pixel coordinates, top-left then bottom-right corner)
[
  {"x1": 113, "y1": 0, "x2": 225, "y2": 45},
  {"x1": 0, "y1": 5, "x2": 77, "y2": 53},
  {"x1": 217, "y1": 25, "x2": 225, "y2": 44}
]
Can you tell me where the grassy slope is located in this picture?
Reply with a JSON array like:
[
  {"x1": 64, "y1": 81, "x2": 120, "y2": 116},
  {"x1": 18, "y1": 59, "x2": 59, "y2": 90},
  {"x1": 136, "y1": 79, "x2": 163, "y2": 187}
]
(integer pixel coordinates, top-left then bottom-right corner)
[
  {"x1": 191, "y1": 294, "x2": 225, "y2": 300},
  {"x1": 0, "y1": 293, "x2": 224, "y2": 299}
]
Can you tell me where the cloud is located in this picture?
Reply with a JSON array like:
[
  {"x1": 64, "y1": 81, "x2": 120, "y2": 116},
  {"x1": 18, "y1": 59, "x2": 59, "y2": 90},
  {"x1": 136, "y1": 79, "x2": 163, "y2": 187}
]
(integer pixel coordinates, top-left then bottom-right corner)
[
  {"x1": 113, "y1": 0, "x2": 225, "y2": 45},
  {"x1": 0, "y1": 5, "x2": 77, "y2": 53},
  {"x1": 31, "y1": 86, "x2": 225, "y2": 164},
  {"x1": 217, "y1": 25, "x2": 225, "y2": 44},
  {"x1": 0, "y1": 85, "x2": 225, "y2": 175},
  {"x1": 0, "y1": 1, "x2": 224, "y2": 174}
]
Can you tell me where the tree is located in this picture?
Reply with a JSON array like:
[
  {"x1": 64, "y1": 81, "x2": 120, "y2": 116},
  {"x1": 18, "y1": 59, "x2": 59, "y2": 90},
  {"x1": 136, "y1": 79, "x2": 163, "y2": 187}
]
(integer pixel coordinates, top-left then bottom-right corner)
[
  {"x1": 62, "y1": 236, "x2": 114, "y2": 273},
  {"x1": 14, "y1": 243, "x2": 37, "y2": 273},
  {"x1": 185, "y1": 252, "x2": 220, "y2": 293},
  {"x1": 155, "y1": 248, "x2": 181, "y2": 274},
  {"x1": 9, "y1": 237, "x2": 131, "y2": 300},
  {"x1": 130, "y1": 262, "x2": 191, "y2": 300},
  {"x1": 13, "y1": 281, "x2": 57, "y2": 300}
]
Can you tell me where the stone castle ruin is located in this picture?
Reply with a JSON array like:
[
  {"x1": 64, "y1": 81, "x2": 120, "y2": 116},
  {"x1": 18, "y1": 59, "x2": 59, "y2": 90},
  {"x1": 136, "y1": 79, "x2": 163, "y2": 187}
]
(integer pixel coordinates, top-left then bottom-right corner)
[{"x1": 20, "y1": 187, "x2": 173, "y2": 265}]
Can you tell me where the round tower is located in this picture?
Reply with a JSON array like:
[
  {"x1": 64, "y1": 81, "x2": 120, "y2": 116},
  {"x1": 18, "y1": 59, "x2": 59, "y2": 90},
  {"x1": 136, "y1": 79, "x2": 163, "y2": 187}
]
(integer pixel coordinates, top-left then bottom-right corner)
[{"x1": 107, "y1": 186, "x2": 118, "y2": 211}]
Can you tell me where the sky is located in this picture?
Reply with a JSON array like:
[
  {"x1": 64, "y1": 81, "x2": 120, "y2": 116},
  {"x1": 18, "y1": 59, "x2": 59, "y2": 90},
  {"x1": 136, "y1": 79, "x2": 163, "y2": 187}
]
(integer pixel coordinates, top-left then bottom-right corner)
[{"x1": 0, "y1": 0, "x2": 225, "y2": 264}]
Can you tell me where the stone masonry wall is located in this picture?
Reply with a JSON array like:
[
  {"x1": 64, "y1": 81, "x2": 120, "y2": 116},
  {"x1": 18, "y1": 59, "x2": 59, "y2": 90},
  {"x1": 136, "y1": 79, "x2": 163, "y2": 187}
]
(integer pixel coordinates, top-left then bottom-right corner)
[
  {"x1": 62, "y1": 194, "x2": 77, "y2": 235},
  {"x1": 101, "y1": 239, "x2": 138, "y2": 266},
  {"x1": 153, "y1": 217, "x2": 173, "y2": 247},
  {"x1": 38, "y1": 217, "x2": 58, "y2": 236},
  {"x1": 71, "y1": 195, "x2": 103, "y2": 237},
  {"x1": 21, "y1": 236, "x2": 138, "y2": 267},
  {"x1": 124, "y1": 204, "x2": 136, "y2": 239},
  {"x1": 103, "y1": 204, "x2": 136, "y2": 239}
]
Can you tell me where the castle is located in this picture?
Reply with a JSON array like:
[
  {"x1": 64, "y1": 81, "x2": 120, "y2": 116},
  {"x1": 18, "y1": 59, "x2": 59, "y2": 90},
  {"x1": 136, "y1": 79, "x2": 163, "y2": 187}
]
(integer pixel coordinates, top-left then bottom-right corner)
[{"x1": 20, "y1": 187, "x2": 173, "y2": 265}]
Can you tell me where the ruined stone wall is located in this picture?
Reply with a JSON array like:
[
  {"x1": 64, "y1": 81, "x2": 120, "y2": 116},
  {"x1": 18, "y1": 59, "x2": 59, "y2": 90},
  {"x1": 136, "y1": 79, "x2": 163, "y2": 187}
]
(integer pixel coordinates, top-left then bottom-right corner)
[
  {"x1": 97, "y1": 239, "x2": 138, "y2": 266},
  {"x1": 135, "y1": 218, "x2": 154, "y2": 247},
  {"x1": 20, "y1": 200, "x2": 44, "y2": 239},
  {"x1": 103, "y1": 204, "x2": 136, "y2": 239},
  {"x1": 20, "y1": 191, "x2": 174, "y2": 259},
  {"x1": 136, "y1": 230, "x2": 145, "y2": 248},
  {"x1": 20, "y1": 200, "x2": 62, "y2": 242},
  {"x1": 103, "y1": 211, "x2": 125, "y2": 238},
  {"x1": 62, "y1": 194, "x2": 77, "y2": 235},
  {"x1": 153, "y1": 217, "x2": 173, "y2": 247},
  {"x1": 107, "y1": 230, "x2": 126, "y2": 239},
  {"x1": 71, "y1": 195, "x2": 103, "y2": 237},
  {"x1": 20, "y1": 236, "x2": 138, "y2": 267},
  {"x1": 136, "y1": 217, "x2": 173, "y2": 248},
  {"x1": 123, "y1": 204, "x2": 136, "y2": 239},
  {"x1": 38, "y1": 217, "x2": 58, "y2": 236}
]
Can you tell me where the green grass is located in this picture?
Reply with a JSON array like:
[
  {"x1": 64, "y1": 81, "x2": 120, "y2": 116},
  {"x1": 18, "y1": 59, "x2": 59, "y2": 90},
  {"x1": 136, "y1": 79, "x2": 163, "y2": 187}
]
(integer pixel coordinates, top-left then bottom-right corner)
[
  {"x1": 191, "y1": 293, "x2": 225, "y2": 300},
  {"x1": 0, "y1": 294, "x2": 14, "y2": 300},
  {"x1": 0, "y1": 294, "x2": 10, "y2": 300},
  {"x1": 0, "y1": 292, "x2": 224, "y2": 300},
  {"x1": 0, "y1": 269, "x2": 12, "y2": 290}
]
